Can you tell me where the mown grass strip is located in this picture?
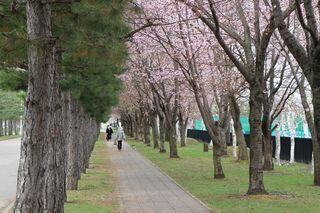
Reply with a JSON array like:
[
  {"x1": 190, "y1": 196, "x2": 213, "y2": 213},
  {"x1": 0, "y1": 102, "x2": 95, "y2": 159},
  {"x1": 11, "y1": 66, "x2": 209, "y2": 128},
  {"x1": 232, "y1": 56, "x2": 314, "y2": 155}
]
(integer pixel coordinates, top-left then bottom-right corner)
[
  {"x1": 0, "y1": 135, "x2": 20, "y2": 141},
  {"x1": 65, "y1": 137, "x2": 118, "y2": 213},
  {"x1": 128, "y1": 138, "x2": 320, "y2": 213}
]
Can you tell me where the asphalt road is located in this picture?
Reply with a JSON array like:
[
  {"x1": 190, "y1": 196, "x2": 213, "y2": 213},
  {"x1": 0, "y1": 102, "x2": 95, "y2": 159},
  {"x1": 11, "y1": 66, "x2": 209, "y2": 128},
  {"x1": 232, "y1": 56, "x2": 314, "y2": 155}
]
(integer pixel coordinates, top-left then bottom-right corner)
[{"x1": 0, "y1": 138, "x2": 20, "y2": 210}]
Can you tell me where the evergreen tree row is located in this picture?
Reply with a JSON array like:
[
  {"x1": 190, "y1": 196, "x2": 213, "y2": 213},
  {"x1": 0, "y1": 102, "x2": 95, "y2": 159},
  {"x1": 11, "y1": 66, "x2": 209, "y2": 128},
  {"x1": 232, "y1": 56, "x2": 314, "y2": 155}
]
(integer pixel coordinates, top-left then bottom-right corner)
[
  {"x1": 0, "y1": 0, "x2": 129, "y2": 212},
  {"x1": 0, "y1": 90, "x2": 24, "y2": 136}
]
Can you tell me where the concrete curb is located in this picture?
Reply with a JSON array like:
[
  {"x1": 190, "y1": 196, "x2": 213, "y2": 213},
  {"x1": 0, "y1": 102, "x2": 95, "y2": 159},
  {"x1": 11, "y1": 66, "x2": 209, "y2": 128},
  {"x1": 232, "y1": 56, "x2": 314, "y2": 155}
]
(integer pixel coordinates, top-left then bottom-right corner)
[{"x1": 129, "y1": 142, "x2": 217, "y2": 213}]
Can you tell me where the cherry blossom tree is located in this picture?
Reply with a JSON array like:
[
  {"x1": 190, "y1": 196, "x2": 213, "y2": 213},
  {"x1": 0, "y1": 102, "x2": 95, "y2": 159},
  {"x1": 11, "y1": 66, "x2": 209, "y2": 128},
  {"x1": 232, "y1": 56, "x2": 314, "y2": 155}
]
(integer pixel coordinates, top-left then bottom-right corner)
[
  {"x1": 271, "y1": 0, "x2": 320, "y2": 186},
  {"x1": 176, "y1": 0, "x2": 299, "y2": 194}
]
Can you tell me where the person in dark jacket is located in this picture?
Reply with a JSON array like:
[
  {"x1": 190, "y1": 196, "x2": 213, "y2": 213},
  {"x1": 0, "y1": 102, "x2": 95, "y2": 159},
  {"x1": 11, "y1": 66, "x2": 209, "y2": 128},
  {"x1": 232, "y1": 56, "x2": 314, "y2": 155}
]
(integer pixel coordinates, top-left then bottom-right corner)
[{"x1": 106, "y1": 125, "x2": 113, "y2": 141}]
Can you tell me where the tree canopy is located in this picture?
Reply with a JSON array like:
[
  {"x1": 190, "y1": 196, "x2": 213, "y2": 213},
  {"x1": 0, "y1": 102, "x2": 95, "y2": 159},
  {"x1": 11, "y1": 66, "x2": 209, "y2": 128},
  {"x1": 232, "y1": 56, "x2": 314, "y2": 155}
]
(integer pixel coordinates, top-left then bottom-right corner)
[{"x1": 0, "y1": 0, "x2": 130, "y2": 122}]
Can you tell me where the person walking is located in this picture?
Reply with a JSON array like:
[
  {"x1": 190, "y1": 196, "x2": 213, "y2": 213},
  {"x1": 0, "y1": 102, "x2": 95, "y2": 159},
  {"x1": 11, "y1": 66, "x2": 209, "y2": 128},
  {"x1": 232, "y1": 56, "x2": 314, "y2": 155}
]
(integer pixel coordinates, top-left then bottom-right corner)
[
  {"x1": 106, "y1": 125, "x2": 113, "y2": 141},
  {"x1": 115, "y1": 126, "x2": 126, "y2": 151}
]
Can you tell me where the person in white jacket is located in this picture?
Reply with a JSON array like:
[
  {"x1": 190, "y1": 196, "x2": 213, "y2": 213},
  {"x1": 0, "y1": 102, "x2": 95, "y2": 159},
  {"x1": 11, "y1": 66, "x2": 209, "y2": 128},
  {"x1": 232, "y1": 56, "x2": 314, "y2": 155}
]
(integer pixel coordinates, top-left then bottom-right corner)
[{"x1": 115, "y1": 126, "x2": 126, "y2": 150}]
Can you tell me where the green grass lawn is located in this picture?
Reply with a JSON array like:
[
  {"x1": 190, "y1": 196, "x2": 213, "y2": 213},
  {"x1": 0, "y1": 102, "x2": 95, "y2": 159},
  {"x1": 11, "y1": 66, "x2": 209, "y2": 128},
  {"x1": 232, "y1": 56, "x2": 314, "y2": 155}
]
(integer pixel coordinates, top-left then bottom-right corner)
[
  {"x1": 0, "y1": 135, "x2": 20, "y2": 141},
  {"x1": 65, "y1": 137, "x2": 118, "y2": 213},
  {"x1": 128, "y1": 138, "x2": 320, "y2": 213}
]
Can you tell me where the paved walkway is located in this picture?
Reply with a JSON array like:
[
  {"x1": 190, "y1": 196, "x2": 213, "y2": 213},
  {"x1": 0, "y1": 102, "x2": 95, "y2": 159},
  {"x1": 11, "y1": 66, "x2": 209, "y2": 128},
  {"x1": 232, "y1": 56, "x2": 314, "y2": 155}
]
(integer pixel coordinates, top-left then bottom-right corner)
[
  {"x1": 107, "y1": 141, "x2": 212, "y2": 213},
  {"x1": 0, "y1": 138, "x2": 20, "y2": 210}
]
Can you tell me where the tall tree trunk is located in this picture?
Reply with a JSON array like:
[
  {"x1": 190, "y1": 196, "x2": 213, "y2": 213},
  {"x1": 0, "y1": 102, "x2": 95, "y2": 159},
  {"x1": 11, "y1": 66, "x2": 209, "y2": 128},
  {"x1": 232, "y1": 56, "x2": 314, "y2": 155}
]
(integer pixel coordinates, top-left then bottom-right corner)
[
  {"x1": 289, "y1": 135, "x2": 295, "y2": 164},
  {"x1": 218, "y1": 124, "x2": 228, "y2": 156},
  {"x1": 9, "y1": 120, "x2": 13, "y2": 135},
  {"x1": 275, "y1": 125, "x2": 281, "y2": 165},
  {"x1": 83, "y1": 115, "x2": 91, "y2": 171},
  {"x1": 13, "y1": 120, "x2": 17, "y2": 135},
  {"x1": 5, "y1": 120, "x2": 8, "y2": 136},
  {"x1": 138, "y1": 120, "x2": 144, "y2": 141},
  {"x1": 0, "y1": 120, "x2": 4, "y2": 136},
  {"x1": 159, "y1": 116, "x2": 166, "y2": 153},
  {"x1": 133, "y1": 118, "x2": 139, "y2": 140},
  {"x1": 311, "y1": 153, "x2": 314, "y2": 174},
  {"x1": 179, "y1": 118, "x2": 188, "y2": 147},
  {"x1": 193, "y1": 88, "x2": 225, "y2": 179},
  {"x1": 312, "y1": 83, "x2": 320, "y2": 185},
  {"x1": 213, "y1": 145, "x2": 225, "y2": 178},
  {"x1": 217, "y1": 97, "x2": 230, "y2": 156},
  {"x1": 11, "y1": 120, "x2": 16, "y2": 135},
  {"x1": 143, "y1": 118, "x2": 151, "y2": 146},
  {"x1": 295, "y1": 73, "x2": 320, "y2": 185},
  {"x1": 66, "y1": 96, "x2": 81, "y2": 190},
  {"x1": 168, "y1": 121, "x2": 179, "y2": 158},
  {"x1": 230, "y1": 95, "x2": 248, "y2": 161},
  {"x1": 129, "y1": 116, "x2": 134, "y2": 137},
  {"x1": 151, "y1": 114, "x2": 159, "y2": 149},
  {"x1": 0, "y1": 120, "x2": 3, "y2": 136},
  {"x1": 262, "y1": 132, "x2": 273, "y2": 170},
  {"x1": 14, "y1": 1, "x2": 65, "y2": 211},
  {"x1": 287, "y1": 113, "x2": 296, "y2": 164},
  {"x1": 204, "y1": 143, "x2": 209, "y2": 152},
  {"x1": 78, "y1": 107, "x2": 86, "y2": 175},
  {"x1": 231, "y1": 121, "x2": 237, "y2": 159},
  {"x1": 165, "y1": 124, "x2": 170, "y2": 142},
  {"x1": 247, "y1": 86, "x2": 267, "y2": 195},
  {"x1": 262, "y1": 98, "x2": 273, "y2": 171}
]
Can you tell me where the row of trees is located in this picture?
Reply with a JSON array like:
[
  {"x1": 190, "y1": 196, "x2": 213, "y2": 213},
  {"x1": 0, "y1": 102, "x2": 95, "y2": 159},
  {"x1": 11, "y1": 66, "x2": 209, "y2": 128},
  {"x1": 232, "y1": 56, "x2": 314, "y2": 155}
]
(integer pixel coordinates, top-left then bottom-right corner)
[
  {"x1": 0, "y1": 90, "x2": 24, "y2": 136},
  {"x1": 0, "y1": 119, "x2": 21, "y2": 136},
  {"x1": 118, "y1": 0, "x2": 319, "y2": 195},
  {"x1": 0, "y1": 0, "x2": 129, "y2": 212}
]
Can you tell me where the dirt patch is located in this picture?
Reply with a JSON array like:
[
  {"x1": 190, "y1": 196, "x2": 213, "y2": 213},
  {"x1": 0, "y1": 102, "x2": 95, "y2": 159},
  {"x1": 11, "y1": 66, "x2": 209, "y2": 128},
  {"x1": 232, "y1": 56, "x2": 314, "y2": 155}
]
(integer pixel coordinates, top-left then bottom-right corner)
[
  {"x1": 265, "y1": 170, "x2": 290, "y2": 176},
  {"x1": 227, "y1": 191, "x2": 298, "y2": 200}
]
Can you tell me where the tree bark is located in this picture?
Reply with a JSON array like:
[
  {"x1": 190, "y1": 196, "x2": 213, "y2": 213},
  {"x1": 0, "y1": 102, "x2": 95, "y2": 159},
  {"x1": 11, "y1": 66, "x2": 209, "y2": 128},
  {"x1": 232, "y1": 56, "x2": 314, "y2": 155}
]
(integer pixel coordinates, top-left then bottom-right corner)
[
  {"x1": 213, "y1": 145, "x2": 225, "y2": 178},
  {"x1": 179, "y1": 118, "x2": 188, "y2": 147},
  {"x1": 165, "y1": 126, "x2": 170, "y2": 142},
  {"x1": 231, "y1": 121, "x2": 237, "y2": 159},
  {"x1": 8, "y1": 120, "x2": 11, "y2": 136},
  {"x1": 168, "y1": 121, "x2": 179, "y2": 158},
  {"x1": 151, "y1": 114, "x2": 159, "y2": 149},
  {"x1": 143, "y1": 118, "x2": 151, "y2": 146},
  {"x1": 13, "y1": 120, "x2": 17, "y2": 135},
  {"x1": 247, "y1": 86, "x2": 267, "y2": 195},
  {"x1": 312, "y1": 83, "x2": 320, "y2": 185},
  {"x1": 0, "y1": 120, "x2": 3, "y2": 136},
  {"x1": 203, "y1": 143, "x2": 209, "y2": 152},
  {"x1": 159, "y1": 116, "x2": 166, "y2": 153},
  {"x1": 262, "y1": 132, "x2": 273, "y2": 170},
  {"x1": 5, "y1": 120, "x2": 8, "y2": 136},
  {"x1": 66, "y1": 95, "x2": 80, "y2": 190},
  {"x1": 290, "y1": 134, "x2": 295, "y2": 164},
  {"x1": 83, "y1": 117, "x2": 91, "y2": 170},
  {"x1": 14, "y1": 1, "x2": 65, "y2": 211},
  {"x1": 311, "y1": 153, "x2": 314, "y2": 174},
  {"x1": 218, "y1": 124, "x2": 228, "y2": 156},
  {"x1": 275, "y1": 125, "x2": 281, "y2": 165},
  {"x1": 78, "y1": 107, "x2": 86, "y2": 175},
  {"x1": 230, "y1": 95, "x2": 248, "y2": 161},
  {"x1": 262, "y1": 95, "x2": 274, "y2": 171},
  {"x1": 133, "y1": 116, "x2": 139, "y2": 140}
]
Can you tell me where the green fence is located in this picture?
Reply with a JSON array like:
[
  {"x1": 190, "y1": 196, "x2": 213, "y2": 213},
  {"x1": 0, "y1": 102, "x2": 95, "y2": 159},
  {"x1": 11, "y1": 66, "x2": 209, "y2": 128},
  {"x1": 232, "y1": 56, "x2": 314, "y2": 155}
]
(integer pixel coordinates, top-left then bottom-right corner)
[{"x1": 193, "y1": 114, "x2": 311, "y2": 139}]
